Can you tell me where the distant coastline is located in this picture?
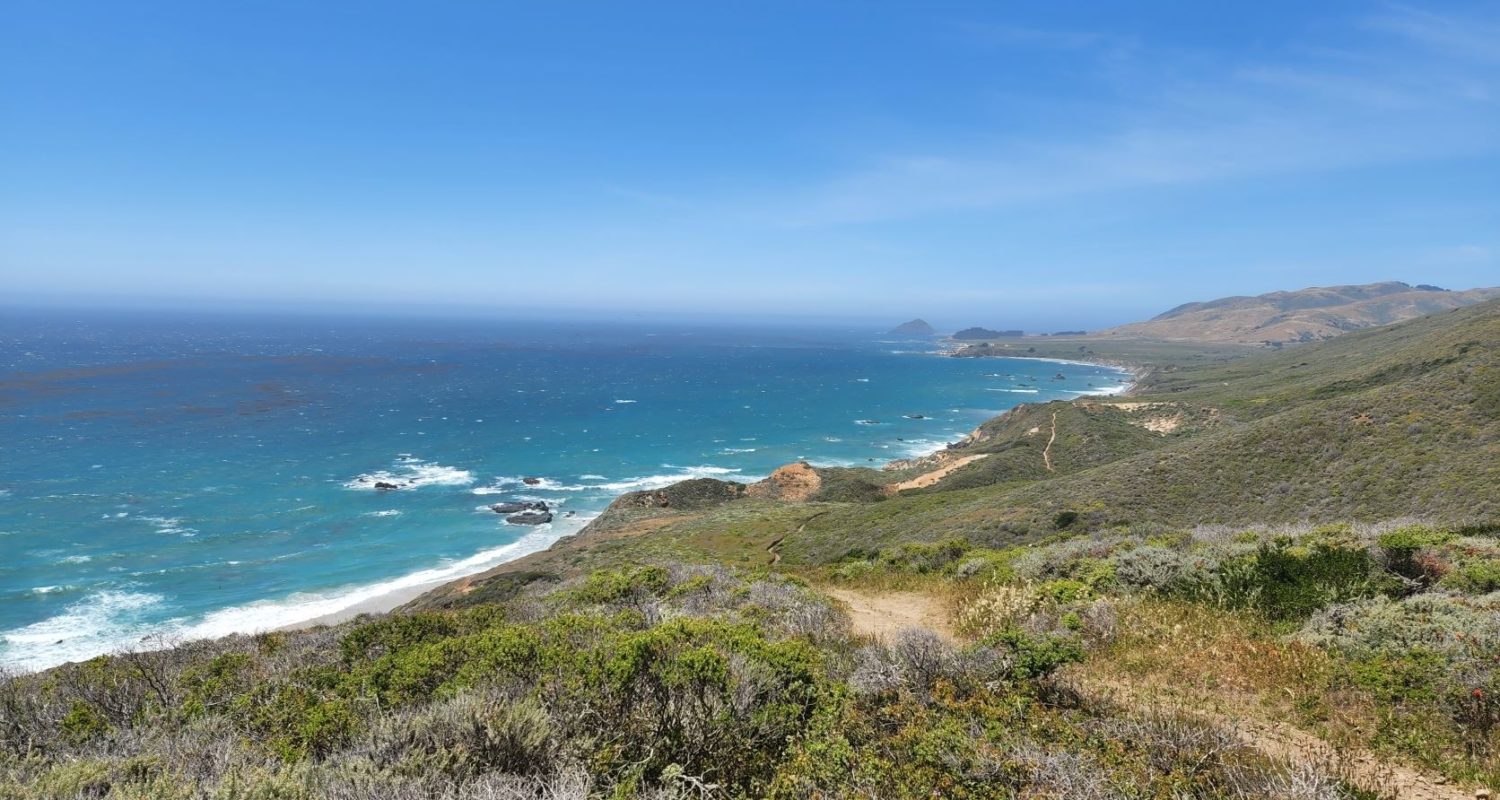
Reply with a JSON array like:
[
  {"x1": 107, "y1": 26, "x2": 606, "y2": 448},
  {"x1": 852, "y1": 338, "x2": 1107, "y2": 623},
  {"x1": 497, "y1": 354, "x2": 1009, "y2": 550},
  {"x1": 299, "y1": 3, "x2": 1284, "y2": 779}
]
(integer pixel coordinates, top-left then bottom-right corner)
[{"x1": 287, "y1": 356, "x2": 1137, "y2": 629}]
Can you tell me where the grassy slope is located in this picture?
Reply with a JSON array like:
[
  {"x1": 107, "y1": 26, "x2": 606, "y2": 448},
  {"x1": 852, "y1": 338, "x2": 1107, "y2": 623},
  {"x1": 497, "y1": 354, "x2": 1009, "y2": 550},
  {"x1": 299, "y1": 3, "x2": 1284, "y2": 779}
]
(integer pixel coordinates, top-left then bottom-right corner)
[{"x1": 785, "y1": 301, "x2": 1500, "y2": 555}]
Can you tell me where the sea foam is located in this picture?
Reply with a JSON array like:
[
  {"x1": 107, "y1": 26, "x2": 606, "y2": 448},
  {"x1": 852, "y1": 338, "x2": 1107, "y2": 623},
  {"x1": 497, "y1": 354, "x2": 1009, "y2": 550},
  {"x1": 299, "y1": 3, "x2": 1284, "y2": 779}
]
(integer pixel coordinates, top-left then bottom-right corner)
[
  {"x1": 1, "y1": 591, "x2": 164, "y2": 672},
  {"x1": 345, "y1": 458, "x2": 475, "y2": 490}
]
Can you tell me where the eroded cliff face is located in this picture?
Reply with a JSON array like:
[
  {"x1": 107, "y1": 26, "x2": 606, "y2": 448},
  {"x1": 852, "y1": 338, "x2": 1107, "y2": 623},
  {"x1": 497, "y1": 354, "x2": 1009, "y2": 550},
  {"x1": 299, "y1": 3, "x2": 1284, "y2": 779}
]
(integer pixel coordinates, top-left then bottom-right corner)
[{"x1": 746, "y1": 461, "x2": 822, "y2": 502}]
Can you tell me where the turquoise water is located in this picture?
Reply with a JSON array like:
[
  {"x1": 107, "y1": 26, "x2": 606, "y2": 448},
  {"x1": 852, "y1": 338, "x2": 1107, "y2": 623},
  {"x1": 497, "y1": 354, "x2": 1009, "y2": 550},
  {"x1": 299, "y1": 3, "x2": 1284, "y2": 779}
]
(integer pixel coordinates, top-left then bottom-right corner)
[{"x1": 0, "y1": 310, "x2": 1129, "y2": 670}]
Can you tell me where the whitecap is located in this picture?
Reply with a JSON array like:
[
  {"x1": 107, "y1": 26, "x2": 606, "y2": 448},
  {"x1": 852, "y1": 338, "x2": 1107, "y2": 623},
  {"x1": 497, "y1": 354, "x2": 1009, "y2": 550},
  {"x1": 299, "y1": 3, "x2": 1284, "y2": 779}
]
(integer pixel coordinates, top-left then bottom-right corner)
[
  {"x1": 614, "y1": 399, "x2": 637, "y2": 404},
  {"x1": 894, "y1": 439, "x2": 949, "y2": 459},
  {"x1": 140, "y1": 516, "x2": 197, "y2": 536},
  {"x1": 345, "y1": 458, "x2": 475, "y2": 491},
  {"x1": 363, "y1": 510, "x2": 402, "y2": 517},
  {"x1": 581, "y1": 465, "x2": 751, "y2": 493},
  {"x1": 0, "y1": 591, "x2": 164, "y2": 672},
  {"x1": 60, "y1": 555, "x2": 92, "y2": 564}
]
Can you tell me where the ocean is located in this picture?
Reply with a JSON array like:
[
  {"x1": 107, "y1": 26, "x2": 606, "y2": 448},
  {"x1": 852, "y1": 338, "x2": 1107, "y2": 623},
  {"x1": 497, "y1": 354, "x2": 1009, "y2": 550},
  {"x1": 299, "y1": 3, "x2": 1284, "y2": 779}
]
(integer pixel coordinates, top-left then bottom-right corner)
[{"x1": 0, "y1": 309, "x2": 1130, "y2": 671}]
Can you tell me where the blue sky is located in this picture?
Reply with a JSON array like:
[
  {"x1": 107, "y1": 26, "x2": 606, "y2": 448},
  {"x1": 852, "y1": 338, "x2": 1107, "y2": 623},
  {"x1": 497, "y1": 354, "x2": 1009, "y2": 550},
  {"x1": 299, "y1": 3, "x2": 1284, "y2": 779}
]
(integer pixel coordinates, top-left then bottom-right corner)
[{"x1": 3, "y1": 1, "x2": 1497, "y2": 328}]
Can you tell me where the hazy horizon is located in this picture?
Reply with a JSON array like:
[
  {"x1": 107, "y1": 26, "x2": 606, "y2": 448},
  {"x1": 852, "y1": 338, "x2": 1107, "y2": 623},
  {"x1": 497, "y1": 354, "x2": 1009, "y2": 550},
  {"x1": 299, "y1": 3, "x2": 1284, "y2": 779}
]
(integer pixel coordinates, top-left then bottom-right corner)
[{"x1": 4, "y1": 2, "x2": 1498, "y2": 320}]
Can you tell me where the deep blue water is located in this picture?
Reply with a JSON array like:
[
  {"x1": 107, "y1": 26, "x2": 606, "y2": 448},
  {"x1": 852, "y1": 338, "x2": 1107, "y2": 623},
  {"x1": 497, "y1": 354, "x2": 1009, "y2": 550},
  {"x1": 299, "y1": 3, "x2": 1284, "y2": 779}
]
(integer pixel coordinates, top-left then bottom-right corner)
[{"x1": 0, "y1": 309, "x2": 1130, "y2": 670}]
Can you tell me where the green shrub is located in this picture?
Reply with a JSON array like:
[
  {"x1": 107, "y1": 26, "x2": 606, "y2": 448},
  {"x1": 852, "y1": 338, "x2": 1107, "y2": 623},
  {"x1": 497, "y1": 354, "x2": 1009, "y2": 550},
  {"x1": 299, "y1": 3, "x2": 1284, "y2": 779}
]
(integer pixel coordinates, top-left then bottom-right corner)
[
  {"x1": 1449, "y1": 560, "x2": 1500, "y2": 593},
  {"x1": 1037, "y1": 579, "x2": 1092, "y2": 603},
  {"x1": 180, "y1": 651, "x2": 253, "y2": 718},
  {"x1": 1182, "y1": 537, "x2": 1381, "y2": 620},
  {"x1": 981, "y1": 630, "x2": 1085, "y2": 681},
  {"x1": 877, "y1": 540, "x2": 970, "y2": 573},
  {"x1": 339, "y1": 612, "x2": 463, "y2": 665},
  {"x1": 571, "y1": 565, "x2": 671, "y2": 605},
  {"x1": 1379, "y1": 525, "x2": 1455, "y2": 581},
  {"x1": 61, "y1": 700, "x2": 110, "y2": 745}
]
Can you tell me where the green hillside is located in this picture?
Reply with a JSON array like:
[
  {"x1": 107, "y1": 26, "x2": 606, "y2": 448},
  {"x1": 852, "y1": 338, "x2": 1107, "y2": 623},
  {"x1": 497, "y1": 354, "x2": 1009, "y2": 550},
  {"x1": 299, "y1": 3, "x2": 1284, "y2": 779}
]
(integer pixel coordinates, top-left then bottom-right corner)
[{"x1": 6, "y1": 301, "x2": 1498, "y2": 798}]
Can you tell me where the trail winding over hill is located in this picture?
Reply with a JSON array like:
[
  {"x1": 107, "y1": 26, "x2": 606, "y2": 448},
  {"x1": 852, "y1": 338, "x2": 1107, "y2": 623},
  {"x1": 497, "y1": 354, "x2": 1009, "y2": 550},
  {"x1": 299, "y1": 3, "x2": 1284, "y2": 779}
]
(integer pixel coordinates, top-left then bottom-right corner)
[{"x1": 1042, "y1": 410, "x2": 1058, "y2": 472}]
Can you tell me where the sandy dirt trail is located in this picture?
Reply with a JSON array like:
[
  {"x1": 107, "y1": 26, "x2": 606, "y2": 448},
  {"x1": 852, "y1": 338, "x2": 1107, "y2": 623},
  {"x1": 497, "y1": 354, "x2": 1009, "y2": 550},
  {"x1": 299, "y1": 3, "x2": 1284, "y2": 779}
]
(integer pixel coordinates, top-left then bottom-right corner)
[
  {"x1": 1042, "y1": 410, "x2": 1059, "y2": 472},
  {"x1": 884, "y1": 454, "x2": 989, "y2": 494}
]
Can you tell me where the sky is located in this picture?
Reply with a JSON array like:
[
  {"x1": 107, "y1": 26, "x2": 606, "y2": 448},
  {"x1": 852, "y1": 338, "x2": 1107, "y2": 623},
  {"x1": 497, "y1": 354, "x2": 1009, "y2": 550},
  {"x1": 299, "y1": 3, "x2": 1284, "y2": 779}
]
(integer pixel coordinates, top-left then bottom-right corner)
[{"x1": 2, "y1": 1, "x2": 1498, "y2": 329}]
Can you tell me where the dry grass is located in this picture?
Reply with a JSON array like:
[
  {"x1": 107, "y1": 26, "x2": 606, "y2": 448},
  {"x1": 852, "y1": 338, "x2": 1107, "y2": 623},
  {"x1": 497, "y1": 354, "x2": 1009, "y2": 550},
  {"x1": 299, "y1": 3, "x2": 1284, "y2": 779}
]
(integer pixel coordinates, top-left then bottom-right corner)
[{"x1": 1072, "y1": 597, "x2": 1493, "y2": 795}]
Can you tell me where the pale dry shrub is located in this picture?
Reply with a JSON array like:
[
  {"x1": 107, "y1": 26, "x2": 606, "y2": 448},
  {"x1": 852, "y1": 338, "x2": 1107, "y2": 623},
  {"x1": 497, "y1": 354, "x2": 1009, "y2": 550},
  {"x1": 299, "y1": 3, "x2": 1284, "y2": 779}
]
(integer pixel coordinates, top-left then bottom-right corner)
[
  {"x1": 1112, "y1": 545, "x2": 1195, "y2": 591},
  {"x1": 1298, "y1": 592, "x2": 1500, "y2": 657},
  {"x1": 1098, "y1": 710, "x2": 1242, "y2": 776},
  {"x1": 1076, "y1": 597, "x2": 1120, "y2": 645},
  {"x1": 1224, "y1": 759, "x2": 1351, "y2": 800},
  {"x1": 848, "y1": 629, "x2": 959, "y2": 698},
  {"x1": 1011, "y1": 537, "x2": 1124, "y2": 582},
  {"x1": 1009, "y1": 746, "x2": 1121, "y2": 799},
  {"x1": 956, "y1": 580, "x2": 1042, "y2": 637},
  {"x1": 741, "y1": 578, "x2": 846, "y2": 643}
]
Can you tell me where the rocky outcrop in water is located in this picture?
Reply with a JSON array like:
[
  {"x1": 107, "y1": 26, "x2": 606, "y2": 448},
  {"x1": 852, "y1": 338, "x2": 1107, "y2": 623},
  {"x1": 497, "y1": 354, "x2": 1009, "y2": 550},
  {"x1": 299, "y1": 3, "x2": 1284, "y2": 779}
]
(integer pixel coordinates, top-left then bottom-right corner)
[
  {"x1": 505, "y1": 510, "x2": 553, "y2": 525},
  {"x1": 490, "y1": 501, "x2": 548, "y2": 514}
]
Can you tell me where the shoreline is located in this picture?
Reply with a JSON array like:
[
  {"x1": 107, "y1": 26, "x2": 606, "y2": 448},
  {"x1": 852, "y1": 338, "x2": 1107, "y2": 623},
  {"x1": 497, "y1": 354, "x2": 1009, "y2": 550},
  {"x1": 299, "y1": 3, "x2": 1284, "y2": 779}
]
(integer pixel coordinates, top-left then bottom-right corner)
[
  {"x1": 288, "y1": 356, "x2": 1140, "y2": 629},
  {"x1": 10, "y1": 352, "x2": 1142, "y2": 667}
]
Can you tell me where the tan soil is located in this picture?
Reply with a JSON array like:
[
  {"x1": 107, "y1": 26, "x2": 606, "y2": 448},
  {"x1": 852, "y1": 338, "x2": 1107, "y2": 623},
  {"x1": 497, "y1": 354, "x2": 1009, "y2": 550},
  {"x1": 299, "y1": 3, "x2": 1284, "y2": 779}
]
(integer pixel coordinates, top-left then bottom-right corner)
[
  {"x1": 1138, "y1": 414, "x2": 1184, "y2": 433},
  {"x1": 747, "y1": 461, "x2": 822, "y2": 502},
  {"x1": 1042, "y1": 411, "x2": 1059, "y2": 471},
  {"x1": 884, "y1": 454, "x2": 989, "y2": 494},
  {"x1": 823, "y1": 587, "x2": 954, "y2": 641},
  {"x1": 1098, "y1": 401, "x2": 1171, "y2": 412}
]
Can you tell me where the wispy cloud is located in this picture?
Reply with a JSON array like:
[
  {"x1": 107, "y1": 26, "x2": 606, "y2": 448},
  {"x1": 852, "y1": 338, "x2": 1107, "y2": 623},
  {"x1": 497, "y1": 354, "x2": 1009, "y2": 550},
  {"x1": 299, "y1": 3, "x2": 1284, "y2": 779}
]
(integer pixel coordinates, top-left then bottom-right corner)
[
  {"x1": 777, "y1": 6, "x2": 1500, "y2": 227},
  {"x1": 956, "y1": 22, "x2": 1132, "y2": 53},
  {"x1": 1367, "y1": 3, "x2": 1500, "y2": 64}
]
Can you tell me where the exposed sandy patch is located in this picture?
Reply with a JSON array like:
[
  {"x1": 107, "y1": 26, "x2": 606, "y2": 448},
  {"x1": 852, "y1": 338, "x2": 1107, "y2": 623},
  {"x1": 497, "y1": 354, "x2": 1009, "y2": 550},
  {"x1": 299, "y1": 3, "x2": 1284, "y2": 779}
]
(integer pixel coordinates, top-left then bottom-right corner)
[
  {"x1": 1138, "y1": 414, "x2": 1184, "y2": 434},
  {"x1": 747, "y1": 461, "x2": 822, "y2": 501},
  {"x1": 1100, "y1": 401, "x2": 1170, "y2": 412},
  {"x1": 1026, "y1": 426, "x2": 1041, "y2": 436},
  {"x1": 824, "y1": 587, "x2": 953, "y2": 641},
  {"x1": 884, "y1": 453, "x2": 988, "y2": 493}
]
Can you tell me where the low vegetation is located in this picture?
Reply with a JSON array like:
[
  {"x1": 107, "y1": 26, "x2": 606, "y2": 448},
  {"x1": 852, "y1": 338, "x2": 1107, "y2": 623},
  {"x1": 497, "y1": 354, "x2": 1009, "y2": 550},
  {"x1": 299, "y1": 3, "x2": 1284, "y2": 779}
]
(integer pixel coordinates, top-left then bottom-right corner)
[
  {"x1": 829, "y1": 520, "x2": 1500, "y2": 788},
  {"x1": 3, "y1": 559, "x2": 1387, "y2": 798}
]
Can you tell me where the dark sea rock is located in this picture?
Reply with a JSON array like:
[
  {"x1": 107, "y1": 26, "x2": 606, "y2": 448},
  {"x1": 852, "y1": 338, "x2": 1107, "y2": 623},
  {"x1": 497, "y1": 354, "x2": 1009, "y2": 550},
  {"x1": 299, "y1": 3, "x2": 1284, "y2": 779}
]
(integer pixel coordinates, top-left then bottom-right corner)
[
  {"x1": 522, "y1": 477, "x2": 542, "y2": 486},
  {"x1": 904, "y1": 414, "x2": 926, "y2": 419},
  {"x1": 490, "y1": 501, "x2": 548, "y2": 514},
  {"x1": 374, "y1": 481, "x2": 402, "y2": 491},
  {"x1": 505, "y1": 510, "x2": 553, "y2": 525}
]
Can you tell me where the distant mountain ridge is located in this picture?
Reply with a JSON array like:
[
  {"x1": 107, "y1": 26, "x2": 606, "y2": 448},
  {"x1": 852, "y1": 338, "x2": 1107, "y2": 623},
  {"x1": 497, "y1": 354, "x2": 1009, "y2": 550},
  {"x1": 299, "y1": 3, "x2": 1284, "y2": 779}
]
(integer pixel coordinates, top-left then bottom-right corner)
[
  {"x1": 888, "y1": 318, "x2": 936, "y2": 336},
  {"x1": 1099, "y1": 281, "x2": 1500, "y2": 345},
  {"x1": 952, "y1": 326, "x2": 1023, "y2": 340}
]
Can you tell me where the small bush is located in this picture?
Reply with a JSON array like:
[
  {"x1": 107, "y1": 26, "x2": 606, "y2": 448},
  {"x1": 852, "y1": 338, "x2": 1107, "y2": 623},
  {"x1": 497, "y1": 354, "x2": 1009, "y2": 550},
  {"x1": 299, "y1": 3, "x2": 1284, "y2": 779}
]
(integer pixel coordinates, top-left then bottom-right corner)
[{"x1": 61, "y1": 700, "x2": 110, "y2": 745}]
